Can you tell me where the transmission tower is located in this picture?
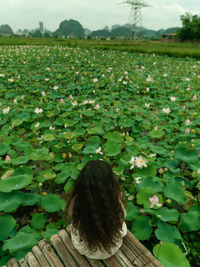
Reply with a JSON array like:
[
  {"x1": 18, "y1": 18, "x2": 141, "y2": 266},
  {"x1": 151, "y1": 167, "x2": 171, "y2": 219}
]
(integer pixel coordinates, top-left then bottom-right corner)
[{"x1": 121, "y1": 0, "x2": 150, "y2": 40}]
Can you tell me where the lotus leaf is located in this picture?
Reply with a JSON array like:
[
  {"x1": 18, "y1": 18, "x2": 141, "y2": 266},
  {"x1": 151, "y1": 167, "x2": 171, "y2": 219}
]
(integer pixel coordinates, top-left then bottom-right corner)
[{"x1": 153, "y1": 242, "x2": 190, "y2": 267}]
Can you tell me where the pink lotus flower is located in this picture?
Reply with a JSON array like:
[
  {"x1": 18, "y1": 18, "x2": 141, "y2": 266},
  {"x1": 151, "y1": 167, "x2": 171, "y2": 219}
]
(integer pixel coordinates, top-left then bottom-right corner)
[
  {"x1": 5, "y1": 155, "x2": 11, "y2": 161},
  {"x1": 154, "y1": 125, "x2": 158, "y2": 131},
  {"x1": 60, "y1": 98, "x2": 64, "y2": 103},
  {"x1": 13, "y1": 99, "x2": 17, "y2": 104},
  {"x1": 146, "y1": 88, "x2": 150, "y2": 92},
  {"x1": 149, "y1": 195, "x2": 162, "y2": 208},
  {"x1": 185, "y1": 128, "x2": 190, "y2": 133},
  {"x1": 193, "y1": 95, "x2": 197, "y2": 101},
  {"x1": 185, "y1": 119, "x2": 191, "y2": 126},
  {"x1": 69, "y1": 95, "x2": 73, "y2": 99}
]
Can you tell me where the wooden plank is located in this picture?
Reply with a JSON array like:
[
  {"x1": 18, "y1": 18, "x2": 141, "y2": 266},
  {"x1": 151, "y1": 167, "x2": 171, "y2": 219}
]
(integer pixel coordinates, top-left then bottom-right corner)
[
  {"x1": 120, "y1": 242, "x2": 138, "y2": 263},
  {"x1": 103, "y1": 256, "x2": 122, "y2": 267},
  {"x1": 18, "y1": 258, "x2": 29, "y2": 267},
  {"x1": 38, "y1": 239, "x2": 64, "y2": 267},
  {"x1": 124, "y1": 232, "x2": 151, "y2": 264},
  {"x1": 125, "y1": 231, "x2": 163, "y2": 267},
  {"x1": 58, "y1": 229, "x2": 90, "y2": 267},
  {"x1": 86, "y1": 258, "x2": 105, "y2": 267},
  {"x1": 122, "y1": 239, "x2": 148, "y2": 266},
  {"x1": 7, "y1": 258, "x2": 20, "y2": 267},
  {"x1": 32, "y1": 245, "x2": 50, "y2": 267},
  {"x1": 50, "y1": 234, "x2": 78, "y2": 267},
  {"x1": 25, "y1": 252, "x2": 40, "y2": 267},
  {"x1": 116, "y1": 249, "x2": 134, "y2": 267}
]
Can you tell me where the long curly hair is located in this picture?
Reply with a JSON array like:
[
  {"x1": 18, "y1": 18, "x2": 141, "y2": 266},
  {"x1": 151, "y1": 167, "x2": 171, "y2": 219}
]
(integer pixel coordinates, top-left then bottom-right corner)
[{"x1": 66, "y1": 160, "x2": 125, "y2": 253}]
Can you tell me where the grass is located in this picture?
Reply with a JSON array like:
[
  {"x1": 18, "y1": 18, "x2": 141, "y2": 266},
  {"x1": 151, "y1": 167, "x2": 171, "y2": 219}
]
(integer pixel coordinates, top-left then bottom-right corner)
[{"x1": 0, "y1": 37, "x2": 200, "y2": 58}]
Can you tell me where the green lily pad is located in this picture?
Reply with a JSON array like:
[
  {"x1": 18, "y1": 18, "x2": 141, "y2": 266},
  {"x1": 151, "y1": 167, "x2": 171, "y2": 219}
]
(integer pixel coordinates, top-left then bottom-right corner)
[
  {"x1": 43, "y1": 134, "x2": 55, "y2": 141},
  {"x1": 163, "y1": 182, "x2": 186, "y2": 204},
  {"x1": 131, "y1": 215, "x2": 152, "y2": 240},
  {"x1": 155, "y1": 207, "x2": 179, "y2": 222},
  {"x1": 125, "y1": 202, "x2": 139, "y2": 221},
  {"x1": 3, "y1": 226, "x2": 41, "y2": 255},
  {"x1": 103, "y1": 141, "x2": 122, "y2": 157},
  {"x1": 0, "y1": 143, "x2": 10, "y2": 156},
  {"x1": 180, "y1": 211, "x2": 200, "y2": 231},
  {"x1": 82, "y1": 136, "x2": 101, "y2": 154},
  {"x1": 155, "y1": 221, "x2": 182, "y2": 243},
  {"x1": 0, "y1": 173, "x2": 33, "y2": 192},
  {"x1": 30, "y1": 213, "x2": 46, "y2": 230},
  {"x1": 153, "y1": 242, "x2": 190, "y2": 267},
  {"x1": 175, "y1": 144, "x2": 199, "y2": 164},
  {"x1": 41, "y1": 194, "x2": 66, "y2": 212},
  {"x1": 0, "y1": 214, "x2": 16, "y2": 241}
]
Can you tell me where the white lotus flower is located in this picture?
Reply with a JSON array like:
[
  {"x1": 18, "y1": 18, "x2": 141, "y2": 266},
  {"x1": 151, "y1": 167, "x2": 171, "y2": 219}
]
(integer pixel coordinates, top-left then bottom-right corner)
[
  {"x1": 71, "y1": 101, "x2": 78, "y2": 106},
  {"x1": 135, "y1": 156, "x2": 148, "y2": 169},
  {"x1": 135, "y1": 177, "x2": 142, "y2": 184},
  {"x1": 94, "y1": 104, "x2": 100, "y2": 110},
  {"x1": 129, "y1": 156, "x2": 137, "y2": 169},
  {"x1": 34, "y1": 107, "x2": 43, "y2": 114},
  {"x1": 170, "y1": 96, "x2": 176, "y2": 102},
  {"x1": 3, "y1": 106, "x2": 10, "y2": 114},
  {"x1": 96, "y1": 147, "x2": 103, "y2": 155},
  {"x1": 53, "y1": 86, "x2": 58, "y2": 90},
  {"x1": 146, "y1": 75, "x2": 153, "y2": 82},
  {"x1": 35, "y1": 122, "x2": 40, "y2": 128},
  {"x1": 162, "y1": 107, "x2": 171, "y2": 114},
  {"x1": 93, "y1": 78, "x2": 98, "y2": 83}
]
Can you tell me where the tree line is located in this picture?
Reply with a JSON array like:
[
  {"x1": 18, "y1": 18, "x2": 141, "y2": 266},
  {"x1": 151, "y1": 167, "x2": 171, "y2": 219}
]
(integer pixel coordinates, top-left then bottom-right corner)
[{"x1": 177, "y1": 13, "x2": 200, "y2": 41}]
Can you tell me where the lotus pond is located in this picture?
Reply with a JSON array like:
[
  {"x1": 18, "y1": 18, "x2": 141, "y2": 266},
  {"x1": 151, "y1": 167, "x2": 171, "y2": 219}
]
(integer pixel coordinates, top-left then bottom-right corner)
[{"x1": 0, "y1": 45, "x2": 200, "y2": 267}]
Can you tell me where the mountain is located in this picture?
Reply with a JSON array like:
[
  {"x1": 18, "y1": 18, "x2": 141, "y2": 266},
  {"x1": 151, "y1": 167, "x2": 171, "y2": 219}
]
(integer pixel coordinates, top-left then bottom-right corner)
[
  {"x1": 89, "y1": 24, "x2": 180, "y2": 39},
  {"x1": 0, "y1": 24, "x2": 14, "y2": 35},
  {"x1": 53, "y1": 19, "x2": 85, "y2": 38}
]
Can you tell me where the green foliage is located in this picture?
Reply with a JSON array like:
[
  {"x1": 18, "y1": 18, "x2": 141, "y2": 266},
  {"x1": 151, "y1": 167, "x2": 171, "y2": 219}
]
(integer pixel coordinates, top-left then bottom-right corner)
[
  {"x1": 3, "y1": 226, "x2": 41, "y2": 257},
  {"x1": 30, "y1": 213, "x2": 46, "y2": 230},
  {"x1": 177, "y1": 13, "x2": 200, "y2": 41},
  {"x1": 153, "y1": 242, "x2": 190, "y2": 267},
  {"x1": 0, "y1": 214, "x2": 16, "y2": 241},
  {"x1": 0, "y1": 44, "x2": 199, "y2": 265},
  {"x1": 131, "y1": 215, "x2": 152, "y2": 240},
  {"x1": 41, "y1": 194, "x2": 66, "y2": 212}
]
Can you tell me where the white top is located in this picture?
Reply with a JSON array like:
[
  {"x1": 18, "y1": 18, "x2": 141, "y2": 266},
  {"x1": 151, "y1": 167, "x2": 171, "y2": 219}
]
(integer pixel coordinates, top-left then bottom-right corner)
[{"x1": 70, "y1": 202, "x2": 127, "y2": 260}]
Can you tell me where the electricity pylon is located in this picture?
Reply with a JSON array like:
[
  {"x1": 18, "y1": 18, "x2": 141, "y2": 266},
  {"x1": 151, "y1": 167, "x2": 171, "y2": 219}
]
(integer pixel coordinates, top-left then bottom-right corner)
[{"x1": 121, "y1": 0, "x2": 150, "y2": 40}]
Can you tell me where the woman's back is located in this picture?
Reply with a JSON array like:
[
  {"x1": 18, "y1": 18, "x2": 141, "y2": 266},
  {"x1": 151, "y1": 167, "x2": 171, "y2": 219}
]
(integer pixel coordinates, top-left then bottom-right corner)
[{"x1": 66, "y1": 160, "x2": 127, "y2": 259}]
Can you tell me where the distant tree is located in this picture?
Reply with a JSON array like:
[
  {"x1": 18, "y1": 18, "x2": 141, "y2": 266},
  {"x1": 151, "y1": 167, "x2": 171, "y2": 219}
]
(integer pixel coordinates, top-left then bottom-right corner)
[
  {"x1": 34, "y1": 30, "x2": 42, "y2": 38},
  {"x1": 44, "y1": 32, "x2": 51, "y2": 38},
  {"x1": 0, "y1": 24, "x2": 14, "y2": 35},
  {"x1": 110, "y1": 26, "x2": 132, "y2": 38},
  {"x1": 177, "y1": 12, "x2": 200, "y2": 41},
  {"x1": 90, "y1": 29, "x2": 110, "y2": 38}
]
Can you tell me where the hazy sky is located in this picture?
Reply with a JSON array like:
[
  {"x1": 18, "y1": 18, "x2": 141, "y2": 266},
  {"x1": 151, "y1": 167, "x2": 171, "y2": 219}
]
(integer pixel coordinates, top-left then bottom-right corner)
[{"x1": 1, "y1": 0, "x2": 200, "y2": 32}]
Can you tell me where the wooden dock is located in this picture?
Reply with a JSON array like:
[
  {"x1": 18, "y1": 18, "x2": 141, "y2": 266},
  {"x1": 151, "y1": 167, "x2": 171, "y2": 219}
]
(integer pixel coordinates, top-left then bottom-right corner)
[{"x1": 4, "y1": 225, "x2": 163, "y2": 267}]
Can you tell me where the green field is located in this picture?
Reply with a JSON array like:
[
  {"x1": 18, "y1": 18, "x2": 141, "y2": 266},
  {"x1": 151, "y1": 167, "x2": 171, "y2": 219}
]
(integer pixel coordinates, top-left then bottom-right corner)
[
  {"x1": 0, "y1": 44, "x2": 200, "y2": 266},
  {"x1": 1, "y1": 37, "x2": 200, "y2": 58}
]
